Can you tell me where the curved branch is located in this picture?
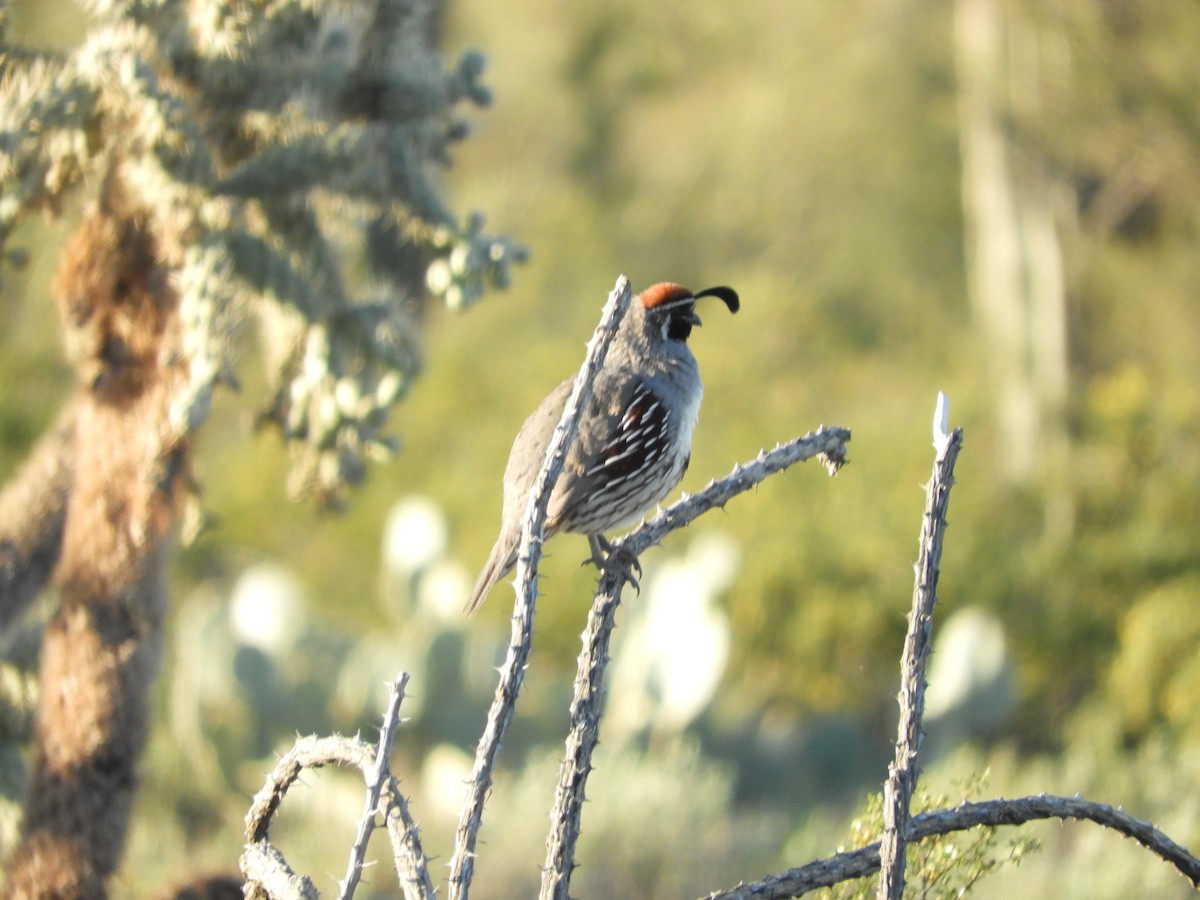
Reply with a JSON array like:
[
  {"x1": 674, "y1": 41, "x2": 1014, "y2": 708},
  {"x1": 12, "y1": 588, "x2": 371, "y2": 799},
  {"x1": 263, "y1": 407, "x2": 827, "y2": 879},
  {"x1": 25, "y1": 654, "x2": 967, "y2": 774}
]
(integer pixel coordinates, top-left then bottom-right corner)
[
  {"x1": 540, "y1": 425, "x2": 852, "y2": 899},
  {"x1": 702, "y1": 793, "x2": 1200, "y2": 899},
  {"x1": 242, "y1": 674, "x2": 432, "y2": 900},
  {"x1": 384, "y1": 776, "x2": 436, "y2": 900},
  {"x1": 244, "y1": 735, "x2": 375, "y2": 844},
  {"x1": 242, "y1": 843, "x2": 320, "y2": 900}
]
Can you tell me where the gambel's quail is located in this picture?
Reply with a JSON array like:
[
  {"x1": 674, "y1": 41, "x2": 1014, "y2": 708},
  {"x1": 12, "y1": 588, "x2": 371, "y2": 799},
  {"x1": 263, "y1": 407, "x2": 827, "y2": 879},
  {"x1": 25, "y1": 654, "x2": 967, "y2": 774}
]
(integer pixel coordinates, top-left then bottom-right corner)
[{"x1": 466, "y1": 282, "x2": 739, "y2": 614}]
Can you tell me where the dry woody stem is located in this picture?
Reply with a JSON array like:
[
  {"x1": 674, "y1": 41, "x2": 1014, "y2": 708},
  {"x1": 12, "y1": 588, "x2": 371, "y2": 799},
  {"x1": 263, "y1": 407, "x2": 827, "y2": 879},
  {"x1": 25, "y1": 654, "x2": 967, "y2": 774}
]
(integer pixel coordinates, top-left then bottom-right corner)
[
  {"x1": 241, "y1": 673, "x2": 432, "y2": 900},
  {"x1": 878, "y1": 427, "x2": 964, "y2": 899},
  {"x1": 703, "y1": 793, "x2": 1200, "y2": 898},
  {"x1": 339, "y1": 672, "x2": 412, "y2": 900},
  {"x1": 232, "y1": 393, "x2": 1200, "y2": 899},
  {"x1": 446, "y1": 275, "x2": 635, "y2": 900},
  {"x1": 540, "y1": 426, "x2": 851, "y2": 899}
]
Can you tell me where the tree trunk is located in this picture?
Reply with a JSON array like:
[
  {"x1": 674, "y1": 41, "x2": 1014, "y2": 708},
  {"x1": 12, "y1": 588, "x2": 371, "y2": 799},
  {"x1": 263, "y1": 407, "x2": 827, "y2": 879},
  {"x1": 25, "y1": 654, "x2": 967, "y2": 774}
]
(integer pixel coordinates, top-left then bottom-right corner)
[
  {"x1": 3, "y1": 176, "x2": 187, "y2": 898},
  {"x1": 955, "y1": 0, "x2": 1073, "y2": 536}
]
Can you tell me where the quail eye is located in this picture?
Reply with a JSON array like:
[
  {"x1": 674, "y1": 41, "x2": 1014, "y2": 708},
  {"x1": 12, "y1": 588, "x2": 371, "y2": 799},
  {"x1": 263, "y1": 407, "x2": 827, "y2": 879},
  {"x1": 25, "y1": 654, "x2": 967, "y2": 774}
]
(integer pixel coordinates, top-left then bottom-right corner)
[{"x1": 665, "y1": 314, "x2": 692, "y2": 341}]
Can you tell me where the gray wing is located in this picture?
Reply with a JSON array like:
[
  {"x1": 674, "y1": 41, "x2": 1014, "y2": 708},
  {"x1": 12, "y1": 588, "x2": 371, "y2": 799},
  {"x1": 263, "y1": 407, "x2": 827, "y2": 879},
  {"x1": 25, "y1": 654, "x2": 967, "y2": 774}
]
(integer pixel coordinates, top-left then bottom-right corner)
[
  {"x1": 467, "y1": 378, "x2": 573, "y2": 614},
  {"x1": 548, "y1": 371, "x2": 666, "y2": 530},
  {"x1": 497, "y1": 369, "x2": 663, "y2": 536},
  {"x1": 501, "y1": 377, "x2": 574, "y2": 528}
]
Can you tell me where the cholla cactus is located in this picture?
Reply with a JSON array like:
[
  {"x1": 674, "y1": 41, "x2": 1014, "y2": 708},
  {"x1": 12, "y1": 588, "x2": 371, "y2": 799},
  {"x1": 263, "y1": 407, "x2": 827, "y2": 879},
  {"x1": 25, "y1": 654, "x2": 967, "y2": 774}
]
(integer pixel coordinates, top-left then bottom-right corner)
[
  {"x1": 0, "y1": 1, "x2": 523, "y2": 892},
  {"x1": 0, "y1": 0, "x2": 526, "y2": 504}
]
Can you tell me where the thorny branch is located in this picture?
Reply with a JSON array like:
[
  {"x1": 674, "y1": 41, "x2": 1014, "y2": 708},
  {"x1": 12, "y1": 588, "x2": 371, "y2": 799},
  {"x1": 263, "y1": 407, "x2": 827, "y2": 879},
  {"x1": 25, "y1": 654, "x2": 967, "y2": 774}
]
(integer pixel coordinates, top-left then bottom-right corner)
[
  {"x1": 237, "y1": 384, "x2": 1200, "y2": 900},
  {"x1": 446, "y1": 275, "x2": 635, "y2": 900},
  {"x1": 879, "y1": 426, "x2": 963, "y2": 898},
  {"x1": 241, "y1": 674, "x2": 432, "y2": 900},
  {"x1": 540, "y1": 426, "x2": 851, "y2": 899},
  {"x1": 339, "y1": 673, "x2": 412, "y2": 900},
  {"x1": 702, "y1": 793, "x2": 1200, "y2": 898}
]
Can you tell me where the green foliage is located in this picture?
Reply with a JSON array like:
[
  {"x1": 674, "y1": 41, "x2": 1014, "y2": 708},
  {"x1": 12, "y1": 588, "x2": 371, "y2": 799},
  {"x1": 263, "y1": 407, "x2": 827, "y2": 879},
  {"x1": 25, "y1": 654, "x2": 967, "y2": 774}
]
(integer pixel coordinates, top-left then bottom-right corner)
[
  {"x1": 825, "y1": 777, "x2": 1041, "y2": 899},
  {"x1": 1107, "y1": 575, "x2": 1200, "y2": 740}
]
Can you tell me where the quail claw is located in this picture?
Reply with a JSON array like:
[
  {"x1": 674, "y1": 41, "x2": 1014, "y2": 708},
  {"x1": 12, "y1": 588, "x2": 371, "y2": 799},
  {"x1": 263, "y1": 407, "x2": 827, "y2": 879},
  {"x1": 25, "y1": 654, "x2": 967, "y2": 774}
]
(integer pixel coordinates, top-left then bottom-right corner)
[
  {"x1": 585, "y1": 534, "x2": 610, "y2": 569},
  {"x1": 585, "y1": 534, "x2": 642, "y2": 593}
]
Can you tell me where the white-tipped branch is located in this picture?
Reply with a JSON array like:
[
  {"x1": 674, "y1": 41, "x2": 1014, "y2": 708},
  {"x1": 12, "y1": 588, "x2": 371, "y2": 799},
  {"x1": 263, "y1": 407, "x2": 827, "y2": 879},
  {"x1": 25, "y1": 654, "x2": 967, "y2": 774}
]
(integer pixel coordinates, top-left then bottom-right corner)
[{"x1": 878, "y1": 425, "x2": 963, "y2": 898}]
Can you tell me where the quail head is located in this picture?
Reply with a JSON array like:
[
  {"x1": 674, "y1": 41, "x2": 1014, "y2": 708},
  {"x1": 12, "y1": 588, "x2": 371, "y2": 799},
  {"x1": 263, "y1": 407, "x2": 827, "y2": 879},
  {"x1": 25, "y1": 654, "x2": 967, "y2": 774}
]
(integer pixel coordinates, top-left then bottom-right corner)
[{"x1": 465, "y1": 282, "x2": 739, "y2": 614}]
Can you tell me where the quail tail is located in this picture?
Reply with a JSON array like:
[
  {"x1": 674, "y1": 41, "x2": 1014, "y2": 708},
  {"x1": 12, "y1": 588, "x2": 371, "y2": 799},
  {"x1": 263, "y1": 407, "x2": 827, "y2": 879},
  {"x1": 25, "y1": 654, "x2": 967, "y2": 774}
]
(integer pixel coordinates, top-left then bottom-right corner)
[{"x1": 465, "y1": 533, "x2": 519, "y2": 615}]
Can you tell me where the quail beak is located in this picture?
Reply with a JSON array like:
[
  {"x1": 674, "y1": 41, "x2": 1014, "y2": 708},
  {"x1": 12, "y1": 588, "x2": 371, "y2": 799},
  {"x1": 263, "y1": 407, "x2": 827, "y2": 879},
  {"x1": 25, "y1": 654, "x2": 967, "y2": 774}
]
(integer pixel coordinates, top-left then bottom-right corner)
[{"x1": 687, "y1": 309, "x2": 703, "y2": 328}]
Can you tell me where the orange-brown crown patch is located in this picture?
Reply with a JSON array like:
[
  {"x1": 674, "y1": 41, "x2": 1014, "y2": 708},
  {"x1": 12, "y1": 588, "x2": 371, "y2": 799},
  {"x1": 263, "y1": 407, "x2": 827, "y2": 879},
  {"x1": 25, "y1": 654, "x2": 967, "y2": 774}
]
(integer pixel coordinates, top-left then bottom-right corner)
[{"x1": 639, "y1": 282, "x2": 694, "y2": 310}]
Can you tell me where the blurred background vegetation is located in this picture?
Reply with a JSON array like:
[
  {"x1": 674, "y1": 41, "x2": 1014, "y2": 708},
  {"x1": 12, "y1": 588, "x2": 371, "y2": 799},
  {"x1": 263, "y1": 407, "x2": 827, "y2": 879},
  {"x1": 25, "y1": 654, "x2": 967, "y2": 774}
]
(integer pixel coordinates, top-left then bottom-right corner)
[{"x1": 2, "y1": 0, "x2": 1199, "y2": 896}]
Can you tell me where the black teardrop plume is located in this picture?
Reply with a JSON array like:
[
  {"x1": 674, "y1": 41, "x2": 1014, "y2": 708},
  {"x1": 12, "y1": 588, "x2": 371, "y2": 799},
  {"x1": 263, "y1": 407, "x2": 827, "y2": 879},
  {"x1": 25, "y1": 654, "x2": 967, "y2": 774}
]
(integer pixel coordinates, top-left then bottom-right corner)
[{"x1": 694, "y1": 286, "x2": 740, "y2": 313}]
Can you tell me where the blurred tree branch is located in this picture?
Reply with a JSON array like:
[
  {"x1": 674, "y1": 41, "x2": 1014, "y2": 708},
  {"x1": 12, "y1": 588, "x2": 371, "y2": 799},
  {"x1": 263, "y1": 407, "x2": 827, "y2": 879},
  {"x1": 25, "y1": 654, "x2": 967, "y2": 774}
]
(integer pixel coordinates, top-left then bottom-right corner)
[
  {"x1": 0, "y1": 405, "x2": 74, "y2": 631},
  {"x1": 0, "y1": 0, "x2": 526, "y2": 505},
  {"x1": 955, "y1": 0, "x2": 1070, "y2": 494}
]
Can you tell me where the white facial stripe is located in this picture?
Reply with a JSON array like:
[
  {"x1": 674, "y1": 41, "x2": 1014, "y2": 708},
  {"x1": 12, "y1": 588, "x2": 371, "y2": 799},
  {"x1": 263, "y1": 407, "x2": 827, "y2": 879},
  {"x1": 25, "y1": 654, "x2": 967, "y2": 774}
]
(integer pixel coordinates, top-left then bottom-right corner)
[{"x1": 647, "y1": 296, "x2": 695, "y2": 314}]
